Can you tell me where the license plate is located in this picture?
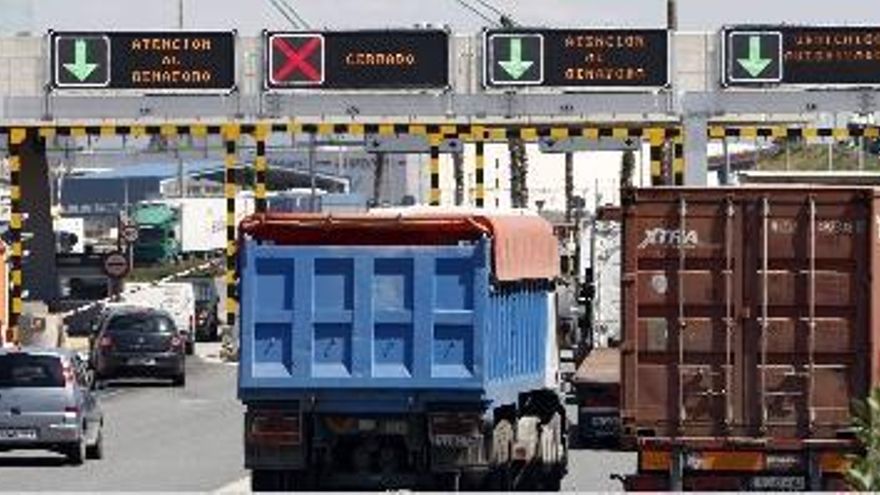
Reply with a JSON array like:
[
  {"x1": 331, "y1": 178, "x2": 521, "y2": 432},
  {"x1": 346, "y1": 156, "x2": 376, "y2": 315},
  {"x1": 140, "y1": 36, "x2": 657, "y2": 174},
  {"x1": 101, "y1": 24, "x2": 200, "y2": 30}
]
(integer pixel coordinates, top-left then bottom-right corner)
[
  {"x1": 432, "y1": 434, "x2": 479, "y2": 448},
  {"x1": 128, "y1": 357, "x2": 156, "y2": 366},
  {"x1": 0, "y1": 428, "x2": 36, "y2": 440},
  {"x1": 749, "y1": 476, "x2": 806, "y2": 491},
  {"x1": 591, "y1": 416, "x2": 619, "y2": 427}
]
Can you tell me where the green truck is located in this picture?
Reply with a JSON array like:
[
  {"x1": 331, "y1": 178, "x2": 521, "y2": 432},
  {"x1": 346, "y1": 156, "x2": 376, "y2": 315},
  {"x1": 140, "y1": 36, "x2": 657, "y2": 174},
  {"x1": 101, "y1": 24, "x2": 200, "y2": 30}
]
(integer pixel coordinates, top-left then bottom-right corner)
[
  {"x1": 132, "y1": 198, "x2": 232, "y2": 265},
  {"x1": 132, "y1": 203, "x2": 180, "y2": 264}
]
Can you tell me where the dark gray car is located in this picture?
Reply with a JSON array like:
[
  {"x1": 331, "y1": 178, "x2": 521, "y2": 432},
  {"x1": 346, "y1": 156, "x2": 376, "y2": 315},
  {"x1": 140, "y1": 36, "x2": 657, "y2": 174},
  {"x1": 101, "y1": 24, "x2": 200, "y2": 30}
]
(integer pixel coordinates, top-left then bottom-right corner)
[
  {"x1": 91, "y1": 307, "x2": 186, "y2": 387},
  {"x1": 0, "y1": 348, "x2": 104, "y2": 464}
]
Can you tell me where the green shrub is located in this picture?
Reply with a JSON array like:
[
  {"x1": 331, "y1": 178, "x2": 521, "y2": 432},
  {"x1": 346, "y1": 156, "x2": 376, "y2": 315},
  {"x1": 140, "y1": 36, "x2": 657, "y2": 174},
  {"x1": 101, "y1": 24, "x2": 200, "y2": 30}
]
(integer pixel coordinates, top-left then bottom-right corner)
[{"x1": 848, "y1": 387, "x2": 880, "y2": 491}]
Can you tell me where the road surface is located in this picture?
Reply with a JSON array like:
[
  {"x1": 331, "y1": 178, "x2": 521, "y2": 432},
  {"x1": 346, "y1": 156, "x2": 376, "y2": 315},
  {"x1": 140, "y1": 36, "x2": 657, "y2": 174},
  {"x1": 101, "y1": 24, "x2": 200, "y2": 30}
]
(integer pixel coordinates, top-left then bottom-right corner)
[{"x1": 0, "y1": 345, "x2": 635, "y2": 491}]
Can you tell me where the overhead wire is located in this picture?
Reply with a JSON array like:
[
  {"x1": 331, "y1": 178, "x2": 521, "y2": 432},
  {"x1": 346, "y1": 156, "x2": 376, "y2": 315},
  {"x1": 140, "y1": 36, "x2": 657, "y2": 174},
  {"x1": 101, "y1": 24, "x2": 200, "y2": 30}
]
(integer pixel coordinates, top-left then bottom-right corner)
[
  {"x1": 279, "y1": 0, "x2": 311, "y2": 29},
  {"x1": 472, "y1": 0, "x2": 506, "y2": 16},
  {"x1": 451, "y1": 0, "x2": 499, "y2": 26},
  {"x1": 266, "y1": 0, "x2": 310, "y2": 29},
  {"x1": 267, "y1": 0, "x2": 300, "y2": 28}
]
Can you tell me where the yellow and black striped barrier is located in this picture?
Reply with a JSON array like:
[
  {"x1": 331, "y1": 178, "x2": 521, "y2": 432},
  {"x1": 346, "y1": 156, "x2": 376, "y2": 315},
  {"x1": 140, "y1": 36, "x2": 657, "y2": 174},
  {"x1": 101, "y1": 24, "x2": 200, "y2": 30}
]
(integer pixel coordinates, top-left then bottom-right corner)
[
  {"x1": 3, "y1": 120, "x2": 690, "y2": 332},
  {"x1": 223, "y1": 123, "x2": 239, "y2": 329},
  {"x1": 6, "y1": 128, "x2": 25, "y2": 345},
  {"x1": 474, "y1": 138, "x2": 486, "y2": 208},
  {"x1": 252, "y1": 124, "x2": 269, "y2": 214},
  {"x1": 708, "y1": 125, "x2": 880, "y2": 140}
]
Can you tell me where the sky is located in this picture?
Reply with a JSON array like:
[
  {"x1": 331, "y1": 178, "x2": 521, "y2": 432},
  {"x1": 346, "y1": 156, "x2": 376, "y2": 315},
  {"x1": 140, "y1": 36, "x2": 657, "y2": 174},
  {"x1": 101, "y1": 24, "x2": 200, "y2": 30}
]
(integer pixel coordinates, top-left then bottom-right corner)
[{"x1": 3, "y1": 0, "x2": 879, "y2": 34}]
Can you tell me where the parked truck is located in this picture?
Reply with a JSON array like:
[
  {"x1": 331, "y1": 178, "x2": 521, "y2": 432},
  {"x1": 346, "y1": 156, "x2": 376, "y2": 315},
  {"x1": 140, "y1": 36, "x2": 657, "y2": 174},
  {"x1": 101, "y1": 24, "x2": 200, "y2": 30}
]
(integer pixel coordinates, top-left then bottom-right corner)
[
  {"x1": 620, "y1": 186, "x2": 880, "y2": 491},
  {"x1": 237, "y1": 212, "x2": 568, "y2": 491}
]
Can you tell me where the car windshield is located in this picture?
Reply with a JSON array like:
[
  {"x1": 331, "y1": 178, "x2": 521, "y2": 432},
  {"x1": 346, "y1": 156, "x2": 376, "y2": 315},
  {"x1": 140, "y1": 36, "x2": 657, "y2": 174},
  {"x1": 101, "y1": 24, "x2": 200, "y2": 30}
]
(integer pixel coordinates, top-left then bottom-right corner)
[
  {"x1": 107, "y1": 313, "x2": 175, "y2": 334},
  {"x1": 0, "y1": 354, "x2": 65, "y2": 388}
]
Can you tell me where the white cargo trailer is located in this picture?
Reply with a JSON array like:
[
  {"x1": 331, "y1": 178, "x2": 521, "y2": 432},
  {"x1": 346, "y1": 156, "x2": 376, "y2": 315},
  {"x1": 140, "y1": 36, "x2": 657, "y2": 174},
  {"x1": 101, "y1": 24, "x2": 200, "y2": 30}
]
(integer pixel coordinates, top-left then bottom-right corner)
[{"x1": 154, "y1": 198, "x2": 226, "y2": 255}]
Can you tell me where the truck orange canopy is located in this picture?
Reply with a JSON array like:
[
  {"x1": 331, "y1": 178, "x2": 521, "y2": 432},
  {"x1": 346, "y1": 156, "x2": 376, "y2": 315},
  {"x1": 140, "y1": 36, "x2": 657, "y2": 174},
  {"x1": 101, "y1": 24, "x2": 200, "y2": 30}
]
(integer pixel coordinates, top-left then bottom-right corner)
[{"x1": 240, "y1": 212, "x2": 560, "y2": 282}]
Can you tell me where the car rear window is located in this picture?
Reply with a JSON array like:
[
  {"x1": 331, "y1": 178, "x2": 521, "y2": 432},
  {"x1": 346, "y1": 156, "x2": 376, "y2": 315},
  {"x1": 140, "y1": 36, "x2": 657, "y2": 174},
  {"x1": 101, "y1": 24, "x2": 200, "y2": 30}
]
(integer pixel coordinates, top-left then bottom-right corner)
[
  {"x1": 0, "y1": 354, "x2": 65, "y2": 388},
  {"x1": 107, "y1": 313, "x2": 176, "y2": 334}
]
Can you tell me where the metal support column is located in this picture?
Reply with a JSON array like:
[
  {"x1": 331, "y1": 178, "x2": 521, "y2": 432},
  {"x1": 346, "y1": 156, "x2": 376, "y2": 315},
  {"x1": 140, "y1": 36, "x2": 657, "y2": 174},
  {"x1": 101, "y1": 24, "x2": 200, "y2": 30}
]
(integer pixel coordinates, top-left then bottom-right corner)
[
  {"x1": 429, "y1": 132, "x2": 441, "y2": 206},
  {"x1": 673, "y1": 135, "x2": 685, "y2": 185},
  {"x1": 452, "y1": 150, "x2": 464, "y2": 206},
  {"x1": 564, "y1": 152, "x2": 574, "y2": 223},
  {"x1": 721, "y1": 138, "x2": 731, "y2": 185},
  {"x1": 7, "y1": 128, "x2": 25, "y2": 344},
  {"x1": 649, "y1": 128, "x2": 665, "y2": 185},
  {"x1": 254, "y1": 125, "x2": 268, "y2": 214},
  {"x1": 684, "y1": 114, "x2": 708, "y2": 186},
  {"x1": 308, "y1": 131, "x2": 317, "y2": 211},
  {"x1": 372, "y1": 151, "x2": 385, "y2": 206},
  {"x1": 474, "y1": 136, "x2": 485, "y2": 208},
  {"x1": 224, "y1": 124, "x2": 239, "y2": 328}
]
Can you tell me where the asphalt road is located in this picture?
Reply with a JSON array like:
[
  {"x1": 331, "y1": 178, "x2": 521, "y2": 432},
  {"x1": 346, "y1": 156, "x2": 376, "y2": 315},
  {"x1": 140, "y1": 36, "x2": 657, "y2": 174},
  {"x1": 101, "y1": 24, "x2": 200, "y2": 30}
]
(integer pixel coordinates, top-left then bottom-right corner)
[
  {"x1": 0, "y1": 349, "x2": 634, "y2": 492},
  {"x1": 0, "y1": 350, "x2": 246, "y2": 492}
]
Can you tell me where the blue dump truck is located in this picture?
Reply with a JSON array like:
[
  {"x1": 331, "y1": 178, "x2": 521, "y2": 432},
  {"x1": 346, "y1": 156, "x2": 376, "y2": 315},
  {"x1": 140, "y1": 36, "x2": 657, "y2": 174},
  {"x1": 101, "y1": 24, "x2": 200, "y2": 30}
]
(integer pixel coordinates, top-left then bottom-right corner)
[{"x1": 237, "y1": 212, "x2": 569, "y2": 491}]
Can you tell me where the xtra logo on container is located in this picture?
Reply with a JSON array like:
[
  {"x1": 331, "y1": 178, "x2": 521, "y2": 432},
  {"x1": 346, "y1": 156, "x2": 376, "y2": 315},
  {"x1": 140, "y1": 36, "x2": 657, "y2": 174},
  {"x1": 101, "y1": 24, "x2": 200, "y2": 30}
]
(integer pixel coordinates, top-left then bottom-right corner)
[{"x1": 638, "y1": 228, "x2": 699, "y2": 249}]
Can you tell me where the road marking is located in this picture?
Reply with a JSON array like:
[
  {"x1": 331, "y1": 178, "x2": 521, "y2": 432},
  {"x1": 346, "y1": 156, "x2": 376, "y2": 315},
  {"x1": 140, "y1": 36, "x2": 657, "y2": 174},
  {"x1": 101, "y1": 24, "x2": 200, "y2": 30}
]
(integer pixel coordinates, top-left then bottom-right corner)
[{"x1": 215, "y1": 476, "x2": 249, "y2": 493}]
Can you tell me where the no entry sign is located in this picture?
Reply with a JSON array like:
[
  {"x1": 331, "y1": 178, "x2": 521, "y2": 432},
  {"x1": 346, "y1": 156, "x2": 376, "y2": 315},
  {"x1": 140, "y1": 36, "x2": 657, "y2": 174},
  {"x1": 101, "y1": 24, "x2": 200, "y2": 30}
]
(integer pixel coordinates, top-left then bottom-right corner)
[{"x1": 103, "y1": 251, "x2": 130, "y2": 279}]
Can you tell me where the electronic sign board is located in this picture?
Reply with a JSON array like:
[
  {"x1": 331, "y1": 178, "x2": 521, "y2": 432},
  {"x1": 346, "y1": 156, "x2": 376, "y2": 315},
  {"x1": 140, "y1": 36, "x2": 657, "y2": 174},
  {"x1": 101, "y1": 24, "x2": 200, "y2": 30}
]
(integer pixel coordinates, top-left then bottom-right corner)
[
  {"x1": 265, "y1": 30, "x2": 449, "y2": 90},
  {"x1": 485, "y1": 29, "x2": 670, "y2": 89},
  {"x1": 50, "y1": 31, "x2": 236, "y2": 91},
  {"x1": 723, "y1": 26, "x2": 880, "y2": 86}
]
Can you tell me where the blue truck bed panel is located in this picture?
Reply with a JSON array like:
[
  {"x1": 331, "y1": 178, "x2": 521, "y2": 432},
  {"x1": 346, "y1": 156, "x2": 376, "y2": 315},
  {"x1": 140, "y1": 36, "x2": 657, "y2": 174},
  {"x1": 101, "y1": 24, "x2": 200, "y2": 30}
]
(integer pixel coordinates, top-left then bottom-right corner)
[{"x1": 238, "y1": 238, "x2": 552, "y2": 410}]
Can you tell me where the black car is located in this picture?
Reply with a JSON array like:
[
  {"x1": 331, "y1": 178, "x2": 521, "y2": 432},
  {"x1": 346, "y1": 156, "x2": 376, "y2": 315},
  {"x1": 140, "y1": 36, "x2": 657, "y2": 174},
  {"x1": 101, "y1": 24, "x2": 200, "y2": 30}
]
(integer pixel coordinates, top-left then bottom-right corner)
[
  {"x1": 183, "y1": 278, "x2": 220, "y2": 342},
  {"x1": 90, "y1": 307, "x2": 186, "y2": 387}
]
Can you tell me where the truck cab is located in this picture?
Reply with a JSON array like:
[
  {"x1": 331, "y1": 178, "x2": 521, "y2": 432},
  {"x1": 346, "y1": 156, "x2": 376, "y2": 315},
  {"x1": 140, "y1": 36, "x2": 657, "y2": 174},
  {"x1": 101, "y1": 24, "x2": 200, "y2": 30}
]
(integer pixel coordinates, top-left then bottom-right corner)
[{"x1": 132, "y1": 203, "x2": 179, "y2": 264}]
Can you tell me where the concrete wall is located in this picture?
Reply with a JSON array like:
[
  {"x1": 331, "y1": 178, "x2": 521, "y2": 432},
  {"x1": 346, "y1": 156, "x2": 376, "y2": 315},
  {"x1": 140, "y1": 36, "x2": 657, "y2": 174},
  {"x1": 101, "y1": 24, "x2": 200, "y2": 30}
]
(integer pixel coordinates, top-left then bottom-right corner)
[{"x1": 0, "y1": 36, "x2": 43, "y2": 97}]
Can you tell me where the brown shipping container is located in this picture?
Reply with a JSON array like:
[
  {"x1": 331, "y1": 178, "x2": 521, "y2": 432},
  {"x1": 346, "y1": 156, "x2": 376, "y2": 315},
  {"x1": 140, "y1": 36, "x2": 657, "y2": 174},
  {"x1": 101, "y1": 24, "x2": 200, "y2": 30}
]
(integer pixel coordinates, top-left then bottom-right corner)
[{"x1": 621, "y1": 186, "x2": 880, "y2": 443}]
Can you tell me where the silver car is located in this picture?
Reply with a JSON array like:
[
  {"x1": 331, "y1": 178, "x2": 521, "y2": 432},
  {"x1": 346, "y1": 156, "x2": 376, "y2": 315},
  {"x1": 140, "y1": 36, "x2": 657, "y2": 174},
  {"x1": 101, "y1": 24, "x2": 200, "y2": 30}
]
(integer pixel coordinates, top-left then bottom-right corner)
[{"x1": 0, "y1": 347, "x2": 104, "y2": 464}]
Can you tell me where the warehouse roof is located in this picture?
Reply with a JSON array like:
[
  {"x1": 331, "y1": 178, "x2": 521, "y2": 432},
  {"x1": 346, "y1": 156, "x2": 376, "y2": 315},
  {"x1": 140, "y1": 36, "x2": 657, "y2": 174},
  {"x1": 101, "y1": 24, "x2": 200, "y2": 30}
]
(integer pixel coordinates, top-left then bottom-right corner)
[
  {"x1": 71, "y1": 160, "x2": 350, "y2": 193},
  {"x1": 73, "y1": 160, "x2": 225, "y2": 180}
]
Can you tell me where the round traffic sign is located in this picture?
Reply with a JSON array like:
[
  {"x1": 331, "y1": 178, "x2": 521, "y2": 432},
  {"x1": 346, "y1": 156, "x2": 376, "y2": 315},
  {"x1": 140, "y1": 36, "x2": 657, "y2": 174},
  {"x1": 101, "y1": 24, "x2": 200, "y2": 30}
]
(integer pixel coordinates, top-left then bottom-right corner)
[
  {"x1": 121, "y1": 224, "x2": 139, "y2": 244},
  {"x1": 103, "y1": 251, "x2": 130, "y2": 279}
]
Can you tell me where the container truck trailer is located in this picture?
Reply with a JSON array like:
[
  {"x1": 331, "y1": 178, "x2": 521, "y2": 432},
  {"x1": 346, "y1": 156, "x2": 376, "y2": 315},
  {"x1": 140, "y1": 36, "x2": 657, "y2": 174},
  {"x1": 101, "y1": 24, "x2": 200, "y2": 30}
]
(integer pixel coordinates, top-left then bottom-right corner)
[
  {"x1": 133, "y1": 197, "x2": 254, "y2": 263},
  {"x1": 237, "y1": 212, "x2": 568, "y2": 491},
  {"x1": 620, "y1": 186, "x2": 880, "y2": 491}
]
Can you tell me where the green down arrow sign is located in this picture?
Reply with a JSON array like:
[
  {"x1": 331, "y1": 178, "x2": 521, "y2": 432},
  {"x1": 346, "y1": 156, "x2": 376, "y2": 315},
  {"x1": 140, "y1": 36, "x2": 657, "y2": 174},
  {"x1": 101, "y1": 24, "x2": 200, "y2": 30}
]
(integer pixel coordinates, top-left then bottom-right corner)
[
  {"x1": 737, "y1": 35, "x2": 772, "y2": 78},
  {"x1": 64, "y1": 39, "x2": 99, "y2": 82},
  {"x1": 499, "y1": 38, "x2": 533, "y2": 80}
]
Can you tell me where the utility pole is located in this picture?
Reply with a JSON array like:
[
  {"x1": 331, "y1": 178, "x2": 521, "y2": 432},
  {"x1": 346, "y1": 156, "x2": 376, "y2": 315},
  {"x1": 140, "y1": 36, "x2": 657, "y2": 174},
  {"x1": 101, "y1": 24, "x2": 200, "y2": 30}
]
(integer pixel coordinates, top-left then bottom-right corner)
[
  {"x1": 308, "y1": 133, "x2": 317, "y2": 211},
  {"x1": 564, "y1": 153, "x2": 574, "y2": 223},
  {"x1": 372, "y1": 152, "x2": 385, "y2": 206},
  {"x1": 667, "y1": 0, "x2": 677, "y2": 30},
  {"x1": 452, "y1": 151, "x2": 465, "y2": 206},
  {"x1": 177, "y1": 0, "x2": 184, "y2": 29},
  {"x1": 508, "y1": 138, "x2": 528, "y2": 208}
]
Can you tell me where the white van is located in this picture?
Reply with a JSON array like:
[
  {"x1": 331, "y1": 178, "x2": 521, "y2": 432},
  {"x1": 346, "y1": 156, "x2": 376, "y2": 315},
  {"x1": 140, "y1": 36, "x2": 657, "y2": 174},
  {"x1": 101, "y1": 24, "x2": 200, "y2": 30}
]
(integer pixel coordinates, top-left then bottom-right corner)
[{"x1": 112, "y1": 282, "x2": 197, "y2": 354}]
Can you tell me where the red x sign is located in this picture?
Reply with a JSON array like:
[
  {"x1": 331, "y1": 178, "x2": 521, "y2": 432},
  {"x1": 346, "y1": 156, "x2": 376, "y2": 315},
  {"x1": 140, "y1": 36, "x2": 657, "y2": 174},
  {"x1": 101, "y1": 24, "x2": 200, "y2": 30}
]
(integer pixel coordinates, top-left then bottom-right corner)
[{"x1": 268, "y1": 34, "x2": 325, "y2": 87}]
